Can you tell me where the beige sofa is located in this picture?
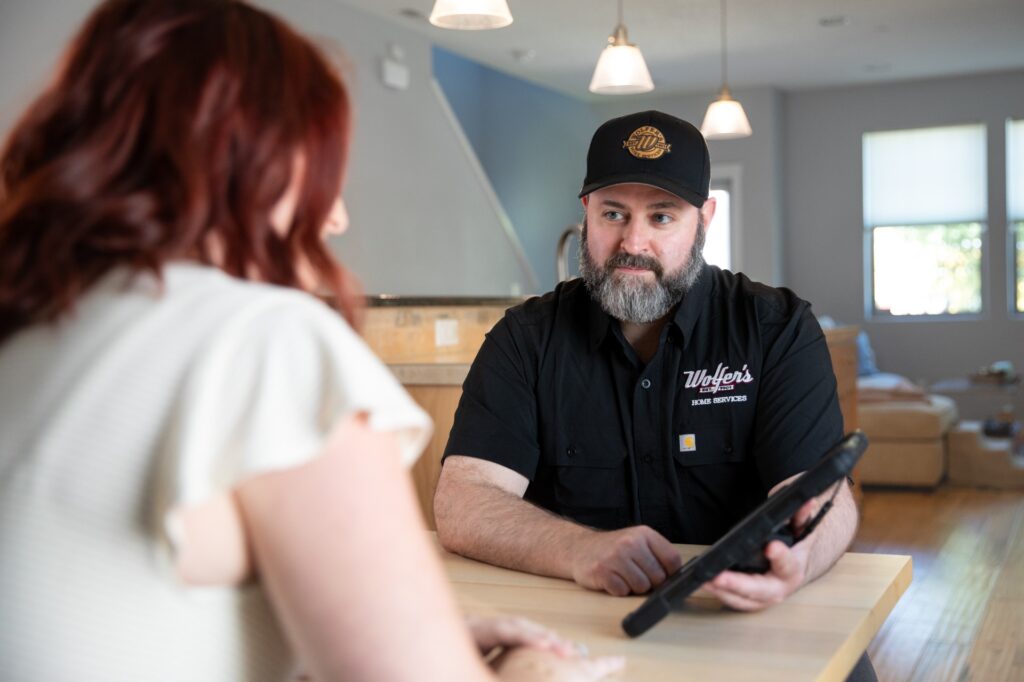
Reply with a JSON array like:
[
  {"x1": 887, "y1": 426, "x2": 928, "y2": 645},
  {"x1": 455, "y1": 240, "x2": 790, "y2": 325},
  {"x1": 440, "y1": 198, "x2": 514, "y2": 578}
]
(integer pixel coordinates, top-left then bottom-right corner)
[{"x1": 856, "y1": 376, "x2": 959, "y2": 487}]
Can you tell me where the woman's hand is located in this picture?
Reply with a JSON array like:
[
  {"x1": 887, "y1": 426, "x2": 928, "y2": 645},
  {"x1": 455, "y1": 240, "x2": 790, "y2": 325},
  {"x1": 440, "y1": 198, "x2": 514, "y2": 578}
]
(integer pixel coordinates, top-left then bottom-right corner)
[
  {"x1": 468, "y1": 616, "x2": 624, "y2": 681},
  {"x1": 466, "y1": 615, "x2": 577, "y2": 658},
  {"x1": 493, "y1": 646, "x2": 625, "y2": 682}
]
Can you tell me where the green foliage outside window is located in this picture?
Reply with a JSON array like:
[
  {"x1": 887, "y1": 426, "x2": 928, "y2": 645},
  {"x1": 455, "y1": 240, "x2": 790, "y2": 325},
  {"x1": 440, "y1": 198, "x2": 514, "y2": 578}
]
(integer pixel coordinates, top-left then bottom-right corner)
[{"x1": 872, "y1": 223, "x2": 983, "y2": 316}]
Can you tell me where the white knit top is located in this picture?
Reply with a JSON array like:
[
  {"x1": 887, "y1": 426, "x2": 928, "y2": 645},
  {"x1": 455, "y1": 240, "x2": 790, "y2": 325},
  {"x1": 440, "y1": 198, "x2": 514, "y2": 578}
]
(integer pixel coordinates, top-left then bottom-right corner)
[{"x1": 0, "y1": 263, "x2": 430, "y2": 681}]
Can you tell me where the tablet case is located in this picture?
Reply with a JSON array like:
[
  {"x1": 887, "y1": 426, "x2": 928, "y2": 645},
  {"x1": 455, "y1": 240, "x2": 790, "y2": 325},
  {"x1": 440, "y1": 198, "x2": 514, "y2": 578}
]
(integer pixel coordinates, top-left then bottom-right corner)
[{"x1": 621, "y1": 431, "x2": 868, "y2": 637}]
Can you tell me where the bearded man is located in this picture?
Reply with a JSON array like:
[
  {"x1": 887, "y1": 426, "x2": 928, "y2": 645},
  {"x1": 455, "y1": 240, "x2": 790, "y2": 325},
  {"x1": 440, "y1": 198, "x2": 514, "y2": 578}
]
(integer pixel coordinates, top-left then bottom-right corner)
[{"x1": 433, "y1": 112, "x2": 864, "y2": 646}]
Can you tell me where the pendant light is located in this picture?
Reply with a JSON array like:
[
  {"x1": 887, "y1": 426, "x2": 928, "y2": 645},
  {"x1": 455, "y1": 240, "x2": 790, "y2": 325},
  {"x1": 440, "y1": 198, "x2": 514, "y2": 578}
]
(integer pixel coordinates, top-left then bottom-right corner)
[
  {"x1": 701, "y1": 0, "x2": 751, "y2": 139},
  {"x1": 589, "y1": 0, "x2": 654, "y2": 95},
  {"x1": 428, "y1": 0, "x2": 513, "y2": 30}
]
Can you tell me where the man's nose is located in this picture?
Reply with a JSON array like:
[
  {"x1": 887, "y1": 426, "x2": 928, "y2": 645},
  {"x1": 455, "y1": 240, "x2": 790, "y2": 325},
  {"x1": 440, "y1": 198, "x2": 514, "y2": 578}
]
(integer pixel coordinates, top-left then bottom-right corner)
[{"x1": 619, "y1": 217, "x2": 649, "y2": 254}]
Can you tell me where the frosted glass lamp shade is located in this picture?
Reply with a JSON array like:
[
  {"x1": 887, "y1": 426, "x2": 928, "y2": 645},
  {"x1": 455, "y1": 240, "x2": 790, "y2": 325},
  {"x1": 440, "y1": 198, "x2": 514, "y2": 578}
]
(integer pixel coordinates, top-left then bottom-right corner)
[
  {"x1": 589, "y1": 44, "x2": 654, "y2": 95},
  {"x1": 428, "y1": 0, "x2": 513, "y2": 30},
  {"x1": 700, "y1": 88, "x2": 752, "y2": 139}
]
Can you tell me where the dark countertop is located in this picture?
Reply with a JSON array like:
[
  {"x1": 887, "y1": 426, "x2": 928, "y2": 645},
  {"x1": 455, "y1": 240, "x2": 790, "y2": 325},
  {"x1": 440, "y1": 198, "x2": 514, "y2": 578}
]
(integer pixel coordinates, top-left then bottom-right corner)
[{"x1": 366, "y1": 294, "x2": 528, "y2": 308}]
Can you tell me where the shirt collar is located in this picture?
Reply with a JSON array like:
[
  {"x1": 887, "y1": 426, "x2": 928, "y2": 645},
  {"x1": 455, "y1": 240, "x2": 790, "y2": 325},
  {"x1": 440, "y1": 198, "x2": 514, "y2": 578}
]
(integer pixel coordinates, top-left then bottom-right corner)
[
  {"x1": 669, "y1": 263, "x2": 712, "y2": 347},
  {"x1": 586, "y1": 263, "x2": 713, "y2": 352}
]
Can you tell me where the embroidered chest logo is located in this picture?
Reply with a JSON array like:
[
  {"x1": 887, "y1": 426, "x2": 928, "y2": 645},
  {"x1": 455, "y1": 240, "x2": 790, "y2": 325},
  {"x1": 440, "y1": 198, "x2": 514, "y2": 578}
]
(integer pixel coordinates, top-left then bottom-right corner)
[
  {"x1": 684, "y1": 363, "x2": 755, "y2": 406},
  {"x1": 623, "y1": 126, "x2": 671, "y2": 159}
]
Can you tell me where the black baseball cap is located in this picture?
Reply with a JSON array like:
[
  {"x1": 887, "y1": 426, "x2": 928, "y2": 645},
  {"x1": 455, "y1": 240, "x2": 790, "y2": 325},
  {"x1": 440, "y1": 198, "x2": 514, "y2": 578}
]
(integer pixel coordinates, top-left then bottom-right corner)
[{"x1": 579, "y1": 110, "x2": 710, "y2": 208}]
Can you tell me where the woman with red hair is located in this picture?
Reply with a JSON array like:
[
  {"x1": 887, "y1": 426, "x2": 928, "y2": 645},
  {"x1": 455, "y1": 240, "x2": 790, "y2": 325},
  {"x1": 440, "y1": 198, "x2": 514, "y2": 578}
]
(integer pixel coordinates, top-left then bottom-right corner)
[{"x1": 0, "y1": 1, "x2": 622, "y2": 680}]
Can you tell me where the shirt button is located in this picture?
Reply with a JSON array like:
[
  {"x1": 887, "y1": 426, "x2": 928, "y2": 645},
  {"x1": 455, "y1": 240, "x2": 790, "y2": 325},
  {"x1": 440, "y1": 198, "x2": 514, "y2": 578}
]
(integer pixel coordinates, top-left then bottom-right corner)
[
  {"x1": 643, "y1": 455, "x2": 653, "y2": 463},
  {"x1": 641, "y1": 378, "x2": 652, "y2": 389},
  {"x1": 566, "y1": 447, "x2": 576, "y2": 458}
]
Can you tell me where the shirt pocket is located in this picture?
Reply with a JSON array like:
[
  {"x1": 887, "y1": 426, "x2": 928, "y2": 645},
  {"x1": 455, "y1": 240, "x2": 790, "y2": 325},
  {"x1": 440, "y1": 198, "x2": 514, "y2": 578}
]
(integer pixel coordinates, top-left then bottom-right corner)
[
  {"x1": 672, "y1": 422, "x2": 746, "y2": 467},
  {"x1": 550, "y1": 433, "x2": 628, "y2": 511}
]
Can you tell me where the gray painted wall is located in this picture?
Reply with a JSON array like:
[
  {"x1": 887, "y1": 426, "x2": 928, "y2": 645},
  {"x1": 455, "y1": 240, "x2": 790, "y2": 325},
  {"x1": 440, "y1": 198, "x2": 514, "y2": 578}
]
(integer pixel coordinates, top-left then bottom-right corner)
[
  {"x1": 0, "y1": 1, "x2": 93, "y2": 132},
  {"x1": 0, "y1": 0, "x2": 537, "y2": 296},
  {"x1": 784, "y1": 70, "x2": 1024, "y2": 384},
  {"x1": 260, "y1": 0, "x2": 538, "y2": 296}
]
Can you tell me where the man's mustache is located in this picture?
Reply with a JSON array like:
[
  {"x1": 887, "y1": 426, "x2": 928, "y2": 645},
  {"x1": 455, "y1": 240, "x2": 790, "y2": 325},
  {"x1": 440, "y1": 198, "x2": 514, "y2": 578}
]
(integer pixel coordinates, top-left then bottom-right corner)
[{"x1": 604, "y1": 252, "x2": 664, "y2": 278}]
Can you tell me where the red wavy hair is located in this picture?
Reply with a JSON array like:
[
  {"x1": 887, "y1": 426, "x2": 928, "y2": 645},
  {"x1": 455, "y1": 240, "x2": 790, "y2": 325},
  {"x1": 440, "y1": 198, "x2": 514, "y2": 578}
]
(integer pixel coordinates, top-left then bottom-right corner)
[{"x1": 0, "y1": 0, "x2": 358, "y2": 342}]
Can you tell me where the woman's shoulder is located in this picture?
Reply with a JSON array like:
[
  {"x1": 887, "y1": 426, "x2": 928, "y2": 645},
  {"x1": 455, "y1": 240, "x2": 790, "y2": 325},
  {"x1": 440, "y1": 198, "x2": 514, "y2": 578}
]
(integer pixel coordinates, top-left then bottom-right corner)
[
  {"x1": 156, "y1": 262, "x2": 353, "y2": 339},
  {"x1": 161, "y1": 262, "x2": 327, "y2": 308}
]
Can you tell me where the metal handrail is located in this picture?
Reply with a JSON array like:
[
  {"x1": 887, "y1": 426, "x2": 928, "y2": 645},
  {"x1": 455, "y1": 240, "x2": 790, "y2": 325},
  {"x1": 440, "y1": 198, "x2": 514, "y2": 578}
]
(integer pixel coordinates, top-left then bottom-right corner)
[{"x1": 557, "y1": 223, "x2": 583, "y2": 282}]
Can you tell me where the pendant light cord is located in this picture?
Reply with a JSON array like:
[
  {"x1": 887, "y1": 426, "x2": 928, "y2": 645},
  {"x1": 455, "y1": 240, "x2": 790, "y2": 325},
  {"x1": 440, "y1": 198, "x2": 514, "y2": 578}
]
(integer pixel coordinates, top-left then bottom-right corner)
[
  {"x1": 721, "y1": 0, "x2": 728, "y2": 88},
  {"x1": 618, "y1": 0, "x2": 624, "y2": 27}
]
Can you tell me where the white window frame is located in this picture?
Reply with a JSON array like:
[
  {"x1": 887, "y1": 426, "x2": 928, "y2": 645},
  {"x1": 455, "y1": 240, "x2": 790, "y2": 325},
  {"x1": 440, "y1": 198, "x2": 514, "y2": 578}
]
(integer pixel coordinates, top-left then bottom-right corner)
[
  {"x1": 862, "y1": 125, "x2": 988, "y2": 321},
  {"x1": 1007, "y1": 119, "x2": 1024, "y2": 317},
  {"x1": 1011, "y1": 220, "x2": 1024, "y2": 316},
  {"x1": 710, "y1": 163, "x2": 743, "y2": 274}
]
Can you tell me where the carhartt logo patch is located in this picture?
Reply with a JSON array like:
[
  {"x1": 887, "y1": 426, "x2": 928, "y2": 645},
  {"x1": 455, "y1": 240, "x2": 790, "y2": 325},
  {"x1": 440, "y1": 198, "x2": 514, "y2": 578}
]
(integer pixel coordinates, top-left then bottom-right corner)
[
  {"x1": 679, "y1": 434, "x2": 696, "y2": 452},
  {"x1": 623, "y1": 126, "x2": 671, "y2": 159}
]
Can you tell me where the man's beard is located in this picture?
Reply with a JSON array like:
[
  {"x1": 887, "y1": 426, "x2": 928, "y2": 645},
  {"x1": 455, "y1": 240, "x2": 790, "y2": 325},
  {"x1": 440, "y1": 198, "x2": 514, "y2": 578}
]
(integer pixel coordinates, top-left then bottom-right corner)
[{"x1": 578, "y1": 217, "x2": 706, "y2": 324}]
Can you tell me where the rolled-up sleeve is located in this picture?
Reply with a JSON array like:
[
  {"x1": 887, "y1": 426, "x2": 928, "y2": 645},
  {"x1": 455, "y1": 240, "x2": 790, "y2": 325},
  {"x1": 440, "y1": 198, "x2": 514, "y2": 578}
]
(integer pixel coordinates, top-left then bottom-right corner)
[
  {"x1": 751, "y1": 300, "x2": 844, "y2": 489},
  {"x1": 443, "y1": 315, "x2": 541, "y2": 480}
]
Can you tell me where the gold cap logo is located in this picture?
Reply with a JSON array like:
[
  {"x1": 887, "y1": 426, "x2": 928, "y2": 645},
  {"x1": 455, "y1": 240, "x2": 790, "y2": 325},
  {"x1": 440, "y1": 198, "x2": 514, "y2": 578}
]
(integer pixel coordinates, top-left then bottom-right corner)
[{"x1": 623, "y1": 126, "x2": 671, "y2": 159}]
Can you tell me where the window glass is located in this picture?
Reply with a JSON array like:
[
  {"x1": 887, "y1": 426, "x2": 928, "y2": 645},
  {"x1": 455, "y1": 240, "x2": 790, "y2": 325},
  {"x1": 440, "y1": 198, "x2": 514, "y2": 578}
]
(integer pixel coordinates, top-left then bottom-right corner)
[
  {"x1": 705, "y1": 187, "x2": 731, "y2": 270},
  {"x1": 1007, "y1": 120, "x2": 1024, "y2": 313},
  {"x1": 863, "y1": 124, "x2": 987, "y2": 316}
]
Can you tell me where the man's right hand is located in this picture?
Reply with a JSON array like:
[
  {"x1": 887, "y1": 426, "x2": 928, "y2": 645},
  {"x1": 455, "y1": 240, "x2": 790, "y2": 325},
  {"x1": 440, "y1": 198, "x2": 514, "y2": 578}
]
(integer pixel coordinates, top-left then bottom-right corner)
[{"x1": 570, "y1": 526, "x2": 682, "y2": 596}]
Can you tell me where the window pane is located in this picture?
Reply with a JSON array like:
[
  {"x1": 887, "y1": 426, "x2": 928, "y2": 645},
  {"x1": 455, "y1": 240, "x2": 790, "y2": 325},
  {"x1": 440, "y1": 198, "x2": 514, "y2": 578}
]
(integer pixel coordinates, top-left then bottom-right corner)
[
  {"x1": 705, "y1": 188, "x2": 731, "y2": 270},
  {"x1": 1009, "y1": 121, "x2": 1024, "y2": 313},
  {"x1": 872, "y1": 224, "x2": 983, "y2": 316},
  {"x1": 1009, "y1": 120, "x2": 1024, "y2": 221},
  {"x1": 1016, "y1": 221, "x2": 1024, "y2": 313},
  {"x1": 864, "y1": 124, "x2": 987, "y2": 226}
]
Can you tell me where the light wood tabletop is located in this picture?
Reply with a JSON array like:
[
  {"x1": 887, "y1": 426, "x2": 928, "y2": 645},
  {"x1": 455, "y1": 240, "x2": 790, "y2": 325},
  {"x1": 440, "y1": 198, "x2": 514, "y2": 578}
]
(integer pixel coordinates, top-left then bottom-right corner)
[{"x1": 437, "y1": 537, "x2": 912, "y2": 681}]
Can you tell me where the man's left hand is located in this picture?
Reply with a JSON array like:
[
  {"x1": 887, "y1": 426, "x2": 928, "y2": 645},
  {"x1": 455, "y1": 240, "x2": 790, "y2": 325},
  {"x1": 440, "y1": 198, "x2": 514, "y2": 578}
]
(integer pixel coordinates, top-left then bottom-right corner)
[{"x1": 700, "y1": 497, "x2": 817, "y2": 611}]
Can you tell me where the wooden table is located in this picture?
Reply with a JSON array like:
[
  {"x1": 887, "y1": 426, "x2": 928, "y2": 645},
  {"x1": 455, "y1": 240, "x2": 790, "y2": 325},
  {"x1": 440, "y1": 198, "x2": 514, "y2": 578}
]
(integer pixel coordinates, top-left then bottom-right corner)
[{"x1": 438, "y1": 538, "x2": 911, "y2": 681}]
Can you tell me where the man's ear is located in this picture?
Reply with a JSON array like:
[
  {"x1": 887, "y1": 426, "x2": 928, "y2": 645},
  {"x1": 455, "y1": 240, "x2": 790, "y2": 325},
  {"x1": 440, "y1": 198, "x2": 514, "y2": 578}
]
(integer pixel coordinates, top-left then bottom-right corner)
[
  {"x1": 581, "y1": 195, "x2": 589, "y2": 208},
  {"x1": 700, "y1": 196, "x2": 717, "y2": 230}
]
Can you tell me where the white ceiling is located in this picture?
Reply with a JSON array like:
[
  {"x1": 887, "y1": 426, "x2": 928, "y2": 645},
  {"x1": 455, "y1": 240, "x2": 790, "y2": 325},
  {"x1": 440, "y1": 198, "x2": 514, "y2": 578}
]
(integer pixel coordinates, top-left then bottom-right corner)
[{"x1": 333, "y1": 0, "x2": 1024, "y2": 99}]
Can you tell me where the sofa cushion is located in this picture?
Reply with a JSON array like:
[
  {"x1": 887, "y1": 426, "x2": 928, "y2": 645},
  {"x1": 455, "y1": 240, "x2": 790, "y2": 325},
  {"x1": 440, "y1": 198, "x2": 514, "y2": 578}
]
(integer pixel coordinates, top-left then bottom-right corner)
[
  {"x1": 859, "y1": 395, "x2": 958, "y2": 439},
  {"x1": 857, "y1": 373, "x2": 927, "y2": 401},
  {"x1": 858, "y1": 440, "x2": 946, "y2": 487}
]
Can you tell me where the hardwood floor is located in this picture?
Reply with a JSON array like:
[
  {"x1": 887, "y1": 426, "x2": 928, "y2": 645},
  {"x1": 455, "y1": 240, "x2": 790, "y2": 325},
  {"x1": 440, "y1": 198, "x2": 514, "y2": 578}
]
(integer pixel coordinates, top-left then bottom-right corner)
[{"x1": 853, "y1": 486, "x2": 1024, "y2": 681}]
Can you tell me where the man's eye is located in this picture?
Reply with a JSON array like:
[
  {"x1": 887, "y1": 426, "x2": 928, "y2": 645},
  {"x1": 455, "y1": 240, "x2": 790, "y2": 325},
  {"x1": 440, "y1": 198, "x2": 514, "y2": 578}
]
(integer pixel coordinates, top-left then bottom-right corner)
[
  {"x1": 604, "y1": 211, "x2": 624, "y2": 221},
  {"x1": 652, "y1": 213, "x2": 673, "y2": 225}
]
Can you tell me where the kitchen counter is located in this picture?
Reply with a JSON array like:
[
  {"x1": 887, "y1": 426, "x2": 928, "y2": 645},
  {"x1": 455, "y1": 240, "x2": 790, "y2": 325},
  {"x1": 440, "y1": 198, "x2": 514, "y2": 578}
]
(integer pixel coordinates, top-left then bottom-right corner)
[
  {"x1": 387, "y1": 362, "x2": 470, "y2": 386},
  {"x1": 362, "y1": 299, "x2": 514, "y2": 367},
  {"x1": 366, "y1": 294, "x2": 526, "y2": 308}
]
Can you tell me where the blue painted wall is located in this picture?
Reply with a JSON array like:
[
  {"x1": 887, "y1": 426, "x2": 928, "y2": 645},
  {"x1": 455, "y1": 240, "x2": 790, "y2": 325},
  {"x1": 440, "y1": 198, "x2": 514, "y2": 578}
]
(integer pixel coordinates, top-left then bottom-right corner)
[{"x1": 434, "y1": 47, "x2": 597, "y2": 290}]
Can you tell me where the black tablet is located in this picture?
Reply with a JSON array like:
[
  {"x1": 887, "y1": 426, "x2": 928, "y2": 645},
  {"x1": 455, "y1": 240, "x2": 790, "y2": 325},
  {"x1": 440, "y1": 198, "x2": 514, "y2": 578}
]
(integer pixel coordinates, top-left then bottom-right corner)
[{"x1": 621, "y1": 431, "x2": 868, "y2": 638}]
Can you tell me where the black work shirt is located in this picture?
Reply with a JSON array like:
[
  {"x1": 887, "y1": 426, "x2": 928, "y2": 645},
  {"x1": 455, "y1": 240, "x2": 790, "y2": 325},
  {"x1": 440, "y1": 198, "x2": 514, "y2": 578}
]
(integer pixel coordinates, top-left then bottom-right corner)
[{"x1": 443, "y1": 265, "x2": 842, "y2": 544}]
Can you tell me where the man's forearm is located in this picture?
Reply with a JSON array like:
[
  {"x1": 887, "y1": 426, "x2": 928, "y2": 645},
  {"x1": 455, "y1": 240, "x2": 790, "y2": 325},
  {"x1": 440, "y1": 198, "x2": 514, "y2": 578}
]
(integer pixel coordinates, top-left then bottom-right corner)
[
  {"x1": 803, "y1": 482, "x2": 859, "y2": 583},
  {"x1": 434, "y1": 478, "x2": 595, "y2": 580}
]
